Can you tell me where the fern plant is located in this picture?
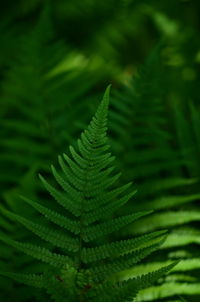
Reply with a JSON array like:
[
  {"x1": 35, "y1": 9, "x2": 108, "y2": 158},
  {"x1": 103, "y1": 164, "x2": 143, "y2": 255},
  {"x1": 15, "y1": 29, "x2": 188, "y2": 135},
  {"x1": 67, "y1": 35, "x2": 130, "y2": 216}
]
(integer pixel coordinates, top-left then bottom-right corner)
[
  {"x1": 109, "y1": 45, "x2": 200, "y2": 301},
  {"x1": 0, "y1": 6, "x2": 101, "y2": 300},
  {"x1": 0, "y1": 4, "x2": 99, "y2": 203},
  {"x1": 0, "y1": 87, "x2": 176, "y2": 301}
]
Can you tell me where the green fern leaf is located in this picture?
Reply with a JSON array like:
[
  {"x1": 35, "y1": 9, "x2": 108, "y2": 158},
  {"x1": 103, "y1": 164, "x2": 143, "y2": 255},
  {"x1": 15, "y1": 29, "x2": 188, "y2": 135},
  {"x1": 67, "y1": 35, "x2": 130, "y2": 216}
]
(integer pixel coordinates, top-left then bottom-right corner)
[{"x1": 0, "y1": 87, "x2": 174, "y2": 301}]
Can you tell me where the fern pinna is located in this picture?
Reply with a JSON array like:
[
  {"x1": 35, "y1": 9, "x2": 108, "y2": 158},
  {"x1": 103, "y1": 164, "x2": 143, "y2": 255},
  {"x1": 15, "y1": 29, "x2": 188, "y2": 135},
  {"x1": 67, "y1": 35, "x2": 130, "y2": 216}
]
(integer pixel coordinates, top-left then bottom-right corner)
[{"x1": 0, "y1": 87, "x2": 176, "y2": 302}]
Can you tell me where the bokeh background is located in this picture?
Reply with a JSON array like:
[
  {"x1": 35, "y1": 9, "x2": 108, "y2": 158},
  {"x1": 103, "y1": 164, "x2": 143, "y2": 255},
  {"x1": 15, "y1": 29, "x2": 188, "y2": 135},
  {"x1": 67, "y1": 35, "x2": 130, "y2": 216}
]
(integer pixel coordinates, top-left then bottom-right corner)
[{"x1": 1, "y1": 0, "x2": 200, "y2": 301}]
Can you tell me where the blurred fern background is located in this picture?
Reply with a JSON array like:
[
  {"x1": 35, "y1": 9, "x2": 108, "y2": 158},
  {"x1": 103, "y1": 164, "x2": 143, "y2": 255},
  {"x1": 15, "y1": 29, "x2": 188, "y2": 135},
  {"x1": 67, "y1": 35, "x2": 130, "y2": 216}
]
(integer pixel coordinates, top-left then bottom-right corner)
[{"x1": 0, "y1": 0, "x2": 200, "y2": 301}]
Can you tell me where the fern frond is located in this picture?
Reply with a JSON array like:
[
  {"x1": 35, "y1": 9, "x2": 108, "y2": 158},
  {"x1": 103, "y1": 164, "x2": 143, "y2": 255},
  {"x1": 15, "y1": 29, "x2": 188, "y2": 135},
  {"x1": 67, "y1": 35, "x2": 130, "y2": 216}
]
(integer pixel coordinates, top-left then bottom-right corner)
[
  {"x1": 0, "y1": 272, "x2": 45, "y2": 288},
  {"x1": 93, "y1": 262, "x2": 178, "y2": 302},
  {"x1": 0, "y1": 234, "x2": 72, "y2": 268},
  {"x1": 0, "y1": 4, "x2": 99, "y2": 202},
  {"x1": 82, "y1": 231, "x2": 167, "y2": 262},
  {"x1": 129, "y1": 211, "x2": 200, "y2": 235},
  {"x1": 20, "y1": 196, "x2": 81, "y2": 234},
  {"x1": 163, "y1": 228, "x2": 200, "y2": 248},
  {"x1": 135, "y1": 282, "x2": 200, "y2": 301},
  {"x1": 1, "y1": 207, "x2": 79, "y2": 252},
  {"x1": 0, "y1": 87, "x2": 172, "y2": 301},
  {"x1": 89, "y1": 238, "x2": 167, "y2": 282},
  {"x1": 83, "y1": 211, "x2": 152, "y2": 241}
]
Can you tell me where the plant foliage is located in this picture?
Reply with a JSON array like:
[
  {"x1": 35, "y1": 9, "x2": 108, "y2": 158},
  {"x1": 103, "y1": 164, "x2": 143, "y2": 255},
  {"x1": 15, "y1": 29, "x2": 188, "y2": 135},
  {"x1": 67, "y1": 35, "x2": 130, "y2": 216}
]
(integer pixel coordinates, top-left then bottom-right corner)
[
  {"x1": 0, "y1": 1, "x2": 200, "y2": 301},
  {"x1": 0, "y1": 87, "x2": 176, "y2": 301}
]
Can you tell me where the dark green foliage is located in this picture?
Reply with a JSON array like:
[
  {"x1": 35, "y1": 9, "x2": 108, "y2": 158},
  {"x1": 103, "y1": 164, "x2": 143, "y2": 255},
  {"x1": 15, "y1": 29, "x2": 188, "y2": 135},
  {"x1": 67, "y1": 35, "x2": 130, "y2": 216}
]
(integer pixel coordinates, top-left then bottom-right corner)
[
  {"x1": 0, "y1": 88, "x2": 176, "y2": 301},
  {"x1": 0, "y1": 6, "x2": 101, "y2": 300},
  {"x1": 108, "y1": 42, "x2": 200, "y2": 301},
  {"x1": 0, "y1": 6, "x2": 98, "y2": 199},
  {"x1": 0, "y1": 1, "x2": 200, "y2": 301}
]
